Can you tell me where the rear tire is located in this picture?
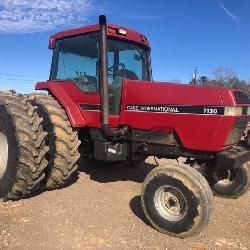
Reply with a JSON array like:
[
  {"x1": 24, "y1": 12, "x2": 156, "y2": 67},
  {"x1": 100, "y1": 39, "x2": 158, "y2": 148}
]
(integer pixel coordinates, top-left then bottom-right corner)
[
  {"x1": 141, "y1": 163, "x2": 213, "y2": 238},
  {"x1": 0, "y1": 92, "x2": 48, "y2": 200},
  {"x1": 28, "y1": 94, "x2": 81, "y2": 190},
  {"x1": 207, "y1": 163, "x2": 250, "y2": 199}
]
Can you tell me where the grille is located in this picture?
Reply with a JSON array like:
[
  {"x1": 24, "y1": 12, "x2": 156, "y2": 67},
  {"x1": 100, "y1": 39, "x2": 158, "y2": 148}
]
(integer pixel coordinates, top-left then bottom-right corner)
[
  {"x1": 233, "y1": 91, "x2": 250, "y2": 104},
  {"x1": 225, "y1": 118, "x2": 249, "y2": 146}
]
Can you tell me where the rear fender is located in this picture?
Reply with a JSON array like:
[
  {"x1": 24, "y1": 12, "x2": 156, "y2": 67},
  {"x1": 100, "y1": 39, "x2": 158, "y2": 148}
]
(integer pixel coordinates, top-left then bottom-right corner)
[{"x1": 35, "y1": 81, "x2": 86, "y2": 127}]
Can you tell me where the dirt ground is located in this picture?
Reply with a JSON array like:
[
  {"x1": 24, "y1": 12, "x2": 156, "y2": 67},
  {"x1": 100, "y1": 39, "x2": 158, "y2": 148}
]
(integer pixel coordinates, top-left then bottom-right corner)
[{"x1": 1, "y1": 157, "x2": 250, "y2": 250}]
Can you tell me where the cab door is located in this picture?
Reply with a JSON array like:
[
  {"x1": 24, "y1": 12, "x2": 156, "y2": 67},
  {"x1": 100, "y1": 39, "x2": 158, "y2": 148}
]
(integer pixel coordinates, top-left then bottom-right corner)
[{"x1": 49, "y1": 32, "x2": 120, "y2": 128}]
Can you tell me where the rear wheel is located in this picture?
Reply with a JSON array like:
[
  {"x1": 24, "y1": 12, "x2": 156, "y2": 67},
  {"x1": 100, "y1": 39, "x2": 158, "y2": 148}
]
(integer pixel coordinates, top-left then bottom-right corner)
[
  {"x1": 28, "y1": 94, "x2": 81, "y2": 190},
  {"x1": 141, "y1": 163, "x2": 213, "y2": 238},
  {"x1": 0, "y1": 92, "x2": 48, "y2": 200},
  {"x1": 207, "y1": 163, "x2": 250, "y2": 199}
]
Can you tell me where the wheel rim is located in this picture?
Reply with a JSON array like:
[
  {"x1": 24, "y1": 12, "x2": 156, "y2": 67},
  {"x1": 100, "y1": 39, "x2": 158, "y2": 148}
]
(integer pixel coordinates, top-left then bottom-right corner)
[
  {"x1": 154, "y1": 185, "x2": 188, "y2": 221},
  {"x1": 0, "y1": 128, "x2": 8, "y2": 178},
  {"x1": 213, "y1": 169, "x2": 237, "y2": 187}
]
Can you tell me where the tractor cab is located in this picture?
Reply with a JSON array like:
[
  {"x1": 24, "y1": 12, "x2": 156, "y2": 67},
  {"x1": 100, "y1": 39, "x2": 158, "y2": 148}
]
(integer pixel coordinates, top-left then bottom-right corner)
[{"x1": 48, "y1": 24, "x2": 152, "y2": 115}]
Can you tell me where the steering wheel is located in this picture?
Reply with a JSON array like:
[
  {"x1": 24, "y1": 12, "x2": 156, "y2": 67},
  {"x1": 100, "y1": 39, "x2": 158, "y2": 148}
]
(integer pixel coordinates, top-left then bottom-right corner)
[{"x1": 108, "y1": 63, "x2": 126, "y2": 77}]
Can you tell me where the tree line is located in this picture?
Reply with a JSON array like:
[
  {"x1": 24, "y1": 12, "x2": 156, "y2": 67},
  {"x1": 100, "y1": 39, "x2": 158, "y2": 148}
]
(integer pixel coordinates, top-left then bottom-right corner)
[{"x1": 189, "y1": 67, "x2": 250, "y2": 97}]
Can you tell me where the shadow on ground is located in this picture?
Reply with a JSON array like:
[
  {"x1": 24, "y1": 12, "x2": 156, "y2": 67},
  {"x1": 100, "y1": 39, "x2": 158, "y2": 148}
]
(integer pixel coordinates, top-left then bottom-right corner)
[
  {"x1": 5, "y1": 158, "x2": 156, "y2": 201},
  {"x1": 77, "y1": 158, "x2": 156, "y2": 229},
  {"x1": 77, "y1": 158, "x2": 156, "y2": 184},
  {"x1": 129, "y1": 195, "x2": 152, "y2": 227}
]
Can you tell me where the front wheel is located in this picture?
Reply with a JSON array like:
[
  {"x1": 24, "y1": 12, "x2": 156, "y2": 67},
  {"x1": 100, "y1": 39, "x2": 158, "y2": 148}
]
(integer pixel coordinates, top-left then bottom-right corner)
[
  {"x1": 207, "y1": 163, "x2": 250, "y2": 199},
  {"x1": 141, "y1": 163, "x2": 213, "y2": 238}
]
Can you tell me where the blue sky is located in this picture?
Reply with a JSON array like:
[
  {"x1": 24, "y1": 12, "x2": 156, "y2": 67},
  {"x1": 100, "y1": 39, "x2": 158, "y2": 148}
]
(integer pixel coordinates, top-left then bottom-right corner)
[{"x1": 0, "y1": 0, "x2": 249, "y2": 93}]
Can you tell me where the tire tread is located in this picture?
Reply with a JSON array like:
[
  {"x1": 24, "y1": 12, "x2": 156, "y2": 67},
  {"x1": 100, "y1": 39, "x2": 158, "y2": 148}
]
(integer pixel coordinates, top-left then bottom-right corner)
[
  {"x1": 28, "y1": 94, "x2": 81, "y2": 190},
  {"x1": 0, "y1": 91, "x2": 48, "y2": 200}
]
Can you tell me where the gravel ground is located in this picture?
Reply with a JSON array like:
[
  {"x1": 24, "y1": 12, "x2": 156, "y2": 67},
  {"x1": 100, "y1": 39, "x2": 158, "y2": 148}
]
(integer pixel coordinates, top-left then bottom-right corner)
[{"x1": 1, "y1": 157, "x2": 250, "y2": 249}]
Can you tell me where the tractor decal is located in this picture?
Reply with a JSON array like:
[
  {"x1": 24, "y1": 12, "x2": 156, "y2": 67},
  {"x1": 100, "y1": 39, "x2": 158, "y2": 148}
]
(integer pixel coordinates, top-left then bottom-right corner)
[{"x1": 125, "y1": 104, "x2": 225, "y2": 115}]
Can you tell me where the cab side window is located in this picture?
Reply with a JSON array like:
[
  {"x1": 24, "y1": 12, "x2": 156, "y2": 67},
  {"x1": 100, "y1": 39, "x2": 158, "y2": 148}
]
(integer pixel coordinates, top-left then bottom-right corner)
[{"x1": 52, "y1": 33, "x2": 99, "y2": 92}]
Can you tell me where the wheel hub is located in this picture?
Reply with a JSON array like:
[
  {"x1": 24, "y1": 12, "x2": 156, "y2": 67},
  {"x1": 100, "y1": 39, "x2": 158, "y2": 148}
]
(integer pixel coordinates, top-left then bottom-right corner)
[
  {"x1": 213, "y1": 169, "x2": 237, "y2": 186},
  {"x1": 154, "y1": 185, "x2": 188, "y2": 221},
  {"x1": 0, "y1": 129, "x2": 8, "y2": 178}
]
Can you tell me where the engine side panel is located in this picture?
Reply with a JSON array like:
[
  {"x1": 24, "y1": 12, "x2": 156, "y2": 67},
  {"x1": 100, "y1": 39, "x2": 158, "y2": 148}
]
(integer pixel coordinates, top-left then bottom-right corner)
[{"x1": 120, "y1": 80, "x2": 240, "y2": 151}]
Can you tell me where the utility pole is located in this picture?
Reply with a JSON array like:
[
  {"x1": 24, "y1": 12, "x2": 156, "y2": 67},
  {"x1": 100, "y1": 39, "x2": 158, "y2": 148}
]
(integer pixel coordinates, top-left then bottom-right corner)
[{"x1": 192, "y1": 67, "x2": 198, "y2": 85}]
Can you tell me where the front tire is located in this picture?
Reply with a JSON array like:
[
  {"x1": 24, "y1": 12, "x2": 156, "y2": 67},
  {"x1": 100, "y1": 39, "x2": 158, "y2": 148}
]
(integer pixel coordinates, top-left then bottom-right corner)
[
  {"x1": 207, "y1": 163, "x2": 250, "y2": 199},
  {"x1": 141, "y1": 163, "x2": 213, "y2": 238}
]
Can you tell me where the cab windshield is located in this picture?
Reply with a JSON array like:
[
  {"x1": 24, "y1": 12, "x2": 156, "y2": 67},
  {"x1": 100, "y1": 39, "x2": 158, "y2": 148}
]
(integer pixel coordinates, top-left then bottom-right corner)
[{"x1": 50, "y1": 32, "x2": 151, "y2": 93}]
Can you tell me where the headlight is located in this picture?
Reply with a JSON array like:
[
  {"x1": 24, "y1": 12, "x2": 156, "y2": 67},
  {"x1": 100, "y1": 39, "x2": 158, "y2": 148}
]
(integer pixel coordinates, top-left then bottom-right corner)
[
  {"x1": 247, "y1": 107, "x2": 250, "y2": 116},
  {"x1": 224, "y1": 107, "x2": 243, "y2": 116}
]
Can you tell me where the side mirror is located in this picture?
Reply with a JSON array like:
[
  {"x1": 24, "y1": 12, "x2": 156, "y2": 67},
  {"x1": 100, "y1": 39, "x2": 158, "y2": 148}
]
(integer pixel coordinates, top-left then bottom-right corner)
[{"x1": 134, "y1": 54, "x2": 141, "y2": 61}]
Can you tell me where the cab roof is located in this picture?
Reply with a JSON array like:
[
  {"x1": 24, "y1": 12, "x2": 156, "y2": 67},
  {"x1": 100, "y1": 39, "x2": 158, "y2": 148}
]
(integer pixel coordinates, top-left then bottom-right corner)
[{"x1": 49, "y1": 24, "x2": 150, "y2": 49}]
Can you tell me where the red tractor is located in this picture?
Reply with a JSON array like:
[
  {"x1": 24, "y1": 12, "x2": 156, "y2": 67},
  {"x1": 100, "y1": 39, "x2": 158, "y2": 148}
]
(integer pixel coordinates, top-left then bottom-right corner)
[{"x1": 0, "y1": 15, "x2": 250, "y2": 238}]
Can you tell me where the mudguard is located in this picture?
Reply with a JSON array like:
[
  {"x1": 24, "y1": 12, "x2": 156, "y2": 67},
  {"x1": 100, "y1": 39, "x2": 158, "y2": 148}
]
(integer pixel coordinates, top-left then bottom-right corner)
[{"x1": 36, "y1": 81, "x2": 86, "y2": 127}]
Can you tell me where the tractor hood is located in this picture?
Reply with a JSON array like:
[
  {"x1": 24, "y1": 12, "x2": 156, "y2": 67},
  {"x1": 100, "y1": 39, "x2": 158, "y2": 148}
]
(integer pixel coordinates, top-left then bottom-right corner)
[
  {"x1": 121, "y1": 80, "x2": 250, "y2": 108},
  {"x1": 120, "y1": 80, "x2": 250, "y2": 151}
]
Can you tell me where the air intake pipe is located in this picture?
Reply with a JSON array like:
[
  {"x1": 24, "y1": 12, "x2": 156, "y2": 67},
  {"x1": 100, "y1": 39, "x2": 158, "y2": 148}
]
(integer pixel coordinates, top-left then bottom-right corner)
[{"x1": 99, "y1": 15, "x2": 128, "y2": 140}]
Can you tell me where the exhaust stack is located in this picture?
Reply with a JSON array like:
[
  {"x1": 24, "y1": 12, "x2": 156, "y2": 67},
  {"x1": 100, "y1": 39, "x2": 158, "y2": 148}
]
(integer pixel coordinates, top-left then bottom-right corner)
[{"x1": 99, "y1": 15, "x2": 128, "y2": 139}]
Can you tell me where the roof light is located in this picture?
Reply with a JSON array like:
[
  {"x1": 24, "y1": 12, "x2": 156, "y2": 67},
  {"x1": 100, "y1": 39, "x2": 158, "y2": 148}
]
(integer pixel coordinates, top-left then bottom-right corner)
[
  {"x1": 108, "y1": 27, "x2": 117, "y2": 34},
  {"x1": 118, "y1": 28, "x2": 127, "y2": 35}
]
